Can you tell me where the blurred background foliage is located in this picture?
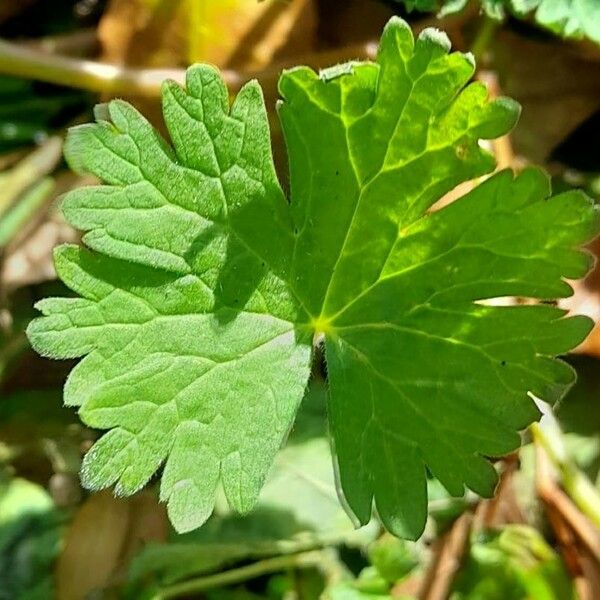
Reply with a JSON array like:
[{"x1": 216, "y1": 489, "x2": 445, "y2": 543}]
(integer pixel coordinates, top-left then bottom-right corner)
[{"x1": 0, "y1": 1, "x2": 600, "y2": 599}]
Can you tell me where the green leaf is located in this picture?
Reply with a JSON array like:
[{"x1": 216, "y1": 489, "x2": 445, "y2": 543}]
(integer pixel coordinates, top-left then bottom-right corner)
[
  {"x1": 0, "y1": 478, "x2": 53, "y2": 526},
  {"x1": 324, "y1": 582, "x2": 392, "y2": 600},
  {"x1": 127, "y1": 397, "x2": 377, "y2": 588},
  {"x1": 451, "y1": 525, "x2": 575, "y2": 599},
  {"x1": 0, "y1": 478, "x2": 64, "y2": 600},
  {"x1": 393, "y1": 0, "x2": 600, "y2": 44},
  {"x1": 368, "y1": 535, "x2": 419, "y2": 584},
  {"x1": 27, "y1": 17, "x2": 599, "y2": 539},
  {"x1": 437, "y1": 0, "x2": 470, "y2": 17},
  {"x1": 394, "y1": 0, "x2": 439, "y2": 11},
  {"x1": 511, "y1": 0, "x2": 600, "y2": 44},
  {"x1": 28, "y1": 66, "x2": 313, "y2": 534},
  {"x1": 322, "y1": 533, "x2": 420, "y2": 600},
  {"x1": 279, "y1": 18, "x2": 597, "y2": 539}
]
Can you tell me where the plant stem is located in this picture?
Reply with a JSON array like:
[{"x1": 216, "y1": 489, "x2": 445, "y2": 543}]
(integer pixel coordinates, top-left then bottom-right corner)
[
  {"x1": 0, "y1": 137, "x2": 62, "y2": 218},
  {"x1": 531, "y1": 419, "x2": 600, "y2": 528},
  {"x1": 471, "y1": 16, "x2": 499, "y2": 65},
  {"x1": 153, "y1": 550, "x2": 324, "y2": 600},
  {"x1": 0, "y1": 329, "x2": 28, "y2": 383},
  {"x1": 0, "y1": 177, "x2": 54, "y2": 248},
  {"x1": 24, "y1": 28, "x2": 98, "y2": 57},
  {"x1": 0, "y1": 38, "x2": 189, "y2": 97},
  {"x1": 0, "y1": 37, "x2": 377, "y2": 98}
]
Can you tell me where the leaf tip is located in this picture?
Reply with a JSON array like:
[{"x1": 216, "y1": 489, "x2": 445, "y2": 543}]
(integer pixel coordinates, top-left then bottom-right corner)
[
  {"x1": 376, "y1": 499, "x2": 427, "y2": 542},
  {"x1": 494, "y1": 95, "x2": 522, "y2": 123},
  {"x1": 63, "y1": 123, "x2": 93, "y2": 175},
  {"x1": 24, "y1": 316, "x2": 43, "y2": 353},
  {"x1": 166, "y1": 486, "x2": 214, "y2": 534},
  {"x1": 93, "y1": 102, "x2": 111, "y2": 123},
  {"x1": 383, "y1": 15, "x2": 412, "y2": 38},
  {"x1": 462, "y1": 50, "x2": 476, "y2": 68},
  {"x1": 277, "y1": 66, "x2": 318, "y2": 101},
  {"x1": 378, "y1": 16, "x2": 414, "y2": 60},
  {"x1": 417, "y1": 27, "x2": 451, "y2": 53}
]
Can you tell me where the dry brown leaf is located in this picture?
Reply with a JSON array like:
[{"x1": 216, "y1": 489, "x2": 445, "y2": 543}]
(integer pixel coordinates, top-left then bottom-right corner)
[
  {"x1": 116, "y1": 491, "x2": 170, "y2": 580},
  {"x1": 536, "y1": 446, "x2": 600, "y2": 599},
  {"x1": 98, "y1": 0, "x2": 185, "y2": 67},
  {"x1": 560, "y1": 237, "x2": 600, "y2": 357},
  {"x1": 419, "y1": 511, "x2": 474, "y2": 600},
  {"x1": 0, "y1": 173, "x2": 91, "y2": 292},
  {"x1": 224, "y1": 0, "x2": 316, "y2": 72},
  {"x1": 98, "y1": 0, "x2": 316, "y2": 70},
  {"x1": 1, "y1": 217, "x2": 76, "y2": 290},
  {"x1": 493, "y1": 29, "x2": 600, "y2": 164},
  {"x1": 56, "y1": 491, "x2": 130, "y2": 600},
  {"x1": 56, "y1": 490, "x2": 167, "y2": 600}
]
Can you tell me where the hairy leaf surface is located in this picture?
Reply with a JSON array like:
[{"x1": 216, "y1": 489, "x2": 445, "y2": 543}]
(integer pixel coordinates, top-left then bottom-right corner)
[
  {"x1": 28, "y1": 17, "x2": 599, "y2": 538},
  {"x1": 28, "y1": 68, "x2": 313, "y2": 533}
]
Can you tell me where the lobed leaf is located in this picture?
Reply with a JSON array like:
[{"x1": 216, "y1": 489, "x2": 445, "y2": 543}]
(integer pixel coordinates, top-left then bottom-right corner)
[
  {"x1": 29, "y1": 66, "x2": 313, "y2": 533},
  {"x1": 28, "y1": 17, "x2": 599, "y2": 538}
]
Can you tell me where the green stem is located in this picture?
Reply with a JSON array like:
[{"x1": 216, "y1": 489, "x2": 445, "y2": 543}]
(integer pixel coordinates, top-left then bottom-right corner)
[
  {"x1": 0, "y1": 38, "x2": 203, "y2": 97},
  {"x1": 0, "y1": 37, "x2": 375, "y2": 98},
  {"x1": 153, "y1": 550, "x2": 324, "y2": 600},
  {"x1": 24, "y1": 28, "x2": 98, "y2": 57},
  {"x1": 531, "y1": 419, "x2": 600, "y2": 528},
  {"x1": 471, "y1": 16, "x2": 499, "y2": 65},
  {"x1": 0, "y1": 177, "x2": 54, "y2": 248},
  {"x1": 0, "y1": 137, "x2": 62, "y2": 218},
  {"x1": 0, "y1": 330, "x2": 28, "y2": 383}
]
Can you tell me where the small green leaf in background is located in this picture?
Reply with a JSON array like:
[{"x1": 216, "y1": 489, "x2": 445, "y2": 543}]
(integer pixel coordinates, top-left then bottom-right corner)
[
  {"x1": 393, "y1": 0, "x2": 600, "y2": 44},
  {"x1": 324, "y1": 582, "x2": 392, "y2": 600},
  {"x1": 510, "y1": 0, "x2": 600, "y2": 44},
  {"x1": 0, "y1": 478, "x2": 64, "y2": 600},
  {"x1": 450, "y1": 525, "x2": 575, "y2": 600},
  {"x1": 323, "y1": 536, "x2": 420, "y2": 599},
  {"x1": 330, "y1": 536, "x2": 419, "y2": 598},
  {"x1": 396, "y1": 0, "x2": 439, "y2": 11},
  {"x1": 28, "y1": 17, "x2": 599, "y2": 539},
  {"x1": 368, "y1": 535, "x2": 419, "y2": 585}
]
